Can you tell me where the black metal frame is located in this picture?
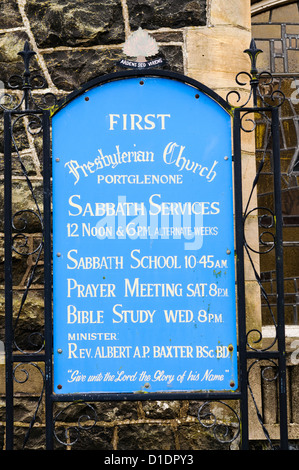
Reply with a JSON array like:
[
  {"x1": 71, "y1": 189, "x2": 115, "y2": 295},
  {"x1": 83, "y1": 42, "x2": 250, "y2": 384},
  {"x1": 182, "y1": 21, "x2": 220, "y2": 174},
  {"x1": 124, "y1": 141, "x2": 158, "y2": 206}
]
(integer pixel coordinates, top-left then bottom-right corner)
[{"x1": 1, "y1": 40, "x2": 289, "y2": 450}]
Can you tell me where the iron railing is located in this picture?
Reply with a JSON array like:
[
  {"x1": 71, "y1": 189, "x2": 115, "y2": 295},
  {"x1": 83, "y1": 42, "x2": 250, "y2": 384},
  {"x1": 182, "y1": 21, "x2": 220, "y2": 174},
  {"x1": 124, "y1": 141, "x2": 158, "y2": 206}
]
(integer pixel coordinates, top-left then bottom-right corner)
[{"x1": 1, "y1": 39, "x2": 289, "y2": 450}]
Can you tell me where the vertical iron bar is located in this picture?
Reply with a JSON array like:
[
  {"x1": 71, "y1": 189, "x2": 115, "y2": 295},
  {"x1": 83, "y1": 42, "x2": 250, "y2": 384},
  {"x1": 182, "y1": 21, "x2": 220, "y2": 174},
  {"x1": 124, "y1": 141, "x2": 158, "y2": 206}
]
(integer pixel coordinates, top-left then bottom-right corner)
[
  {"x1": 4, "y1": 111, "x2": 14, "y2": 450},
  {"x1": 271, "y1": 107, "x2": 288, "y2": 449},
  {"x1": 42, "y1": 110, "x2": 53, "y2": 450},
  {"x1": 233, "y1": 108, "x2": 249, "y2": 450}
]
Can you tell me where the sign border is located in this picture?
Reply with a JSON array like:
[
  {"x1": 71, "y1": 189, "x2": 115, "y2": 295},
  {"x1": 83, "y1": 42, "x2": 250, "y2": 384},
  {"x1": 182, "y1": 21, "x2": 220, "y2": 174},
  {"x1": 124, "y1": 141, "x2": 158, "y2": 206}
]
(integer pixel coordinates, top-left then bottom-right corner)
[{"x1": 51, "y1": 69, "x2": 232, "y2": 118}]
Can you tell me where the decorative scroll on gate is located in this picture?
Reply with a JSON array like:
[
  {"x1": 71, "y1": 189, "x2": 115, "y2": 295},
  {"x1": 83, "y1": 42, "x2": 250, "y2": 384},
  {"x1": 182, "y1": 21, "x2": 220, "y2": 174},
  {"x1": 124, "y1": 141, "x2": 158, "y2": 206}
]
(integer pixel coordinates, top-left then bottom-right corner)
[{"x1": 1, "y1": 40, "x2": 288, "y2": 450}]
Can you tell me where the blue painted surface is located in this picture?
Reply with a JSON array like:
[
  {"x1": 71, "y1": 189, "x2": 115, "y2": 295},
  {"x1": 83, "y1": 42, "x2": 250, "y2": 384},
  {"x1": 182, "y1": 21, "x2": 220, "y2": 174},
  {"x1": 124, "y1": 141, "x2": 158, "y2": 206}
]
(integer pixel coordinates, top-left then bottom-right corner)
[{"x1": 52, "y1": 77, "x2": 237, "y2": 394}]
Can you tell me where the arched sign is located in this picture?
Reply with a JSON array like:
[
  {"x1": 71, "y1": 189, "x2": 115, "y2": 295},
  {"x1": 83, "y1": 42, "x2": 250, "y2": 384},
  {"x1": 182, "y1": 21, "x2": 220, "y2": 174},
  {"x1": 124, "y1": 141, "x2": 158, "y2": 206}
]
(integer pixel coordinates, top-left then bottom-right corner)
[{"x1": 52, "y1": 71, "x2": 238, "y2": 394}]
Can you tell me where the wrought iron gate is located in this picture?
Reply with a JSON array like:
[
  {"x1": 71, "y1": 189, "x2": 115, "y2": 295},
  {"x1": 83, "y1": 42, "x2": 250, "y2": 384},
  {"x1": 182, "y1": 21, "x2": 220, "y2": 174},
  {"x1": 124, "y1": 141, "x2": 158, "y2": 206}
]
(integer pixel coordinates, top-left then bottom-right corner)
[{"x1": 1, "y1": 40, "x2": 289, "y2": 450}]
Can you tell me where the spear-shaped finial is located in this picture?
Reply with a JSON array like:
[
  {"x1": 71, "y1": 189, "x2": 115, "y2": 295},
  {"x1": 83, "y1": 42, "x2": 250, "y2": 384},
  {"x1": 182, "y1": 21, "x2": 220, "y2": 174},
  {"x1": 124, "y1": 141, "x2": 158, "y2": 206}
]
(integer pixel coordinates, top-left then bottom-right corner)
[
  {"x1": 18, "y1": 41, "x2": 36, "y2": 83},
  {"x1": 244, "y1": 38, "x2": 263, "y2": 78},
  {"x1": 244, "y1": 39, "x2": 263, "y2": 106},
  {"x1": 2, "y1": 40, "x2": 55, "y2": 111},
  {"x1": 16, "y1": 41, "x2": 37, "y2": 109}
]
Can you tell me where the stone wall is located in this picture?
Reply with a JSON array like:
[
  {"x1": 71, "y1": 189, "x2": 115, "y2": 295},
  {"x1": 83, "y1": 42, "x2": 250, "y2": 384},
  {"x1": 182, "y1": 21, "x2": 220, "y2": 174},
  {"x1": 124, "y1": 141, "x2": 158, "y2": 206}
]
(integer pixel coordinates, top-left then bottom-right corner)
[{"x1": 0, "y1": 0, "x2": 259, "y2": 451}]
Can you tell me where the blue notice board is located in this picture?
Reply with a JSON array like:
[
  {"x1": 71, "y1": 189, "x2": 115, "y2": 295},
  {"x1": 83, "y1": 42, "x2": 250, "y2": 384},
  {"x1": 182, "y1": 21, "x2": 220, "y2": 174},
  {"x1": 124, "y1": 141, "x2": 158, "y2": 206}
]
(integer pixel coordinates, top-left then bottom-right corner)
[{"x1": 52, "y1": 76, "x2": 238, "y2": 394}]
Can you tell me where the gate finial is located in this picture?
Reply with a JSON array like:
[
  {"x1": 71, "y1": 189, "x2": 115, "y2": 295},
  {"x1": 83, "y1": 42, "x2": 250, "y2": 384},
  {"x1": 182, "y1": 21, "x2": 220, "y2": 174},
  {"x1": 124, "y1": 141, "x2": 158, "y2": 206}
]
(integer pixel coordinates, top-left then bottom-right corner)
[
  {"x1": 244, "y1": 39, "x2": 263, "y2": 107},
  {"x1": 18, "y1": 40, "x2": 36, "y2": 84},
  {"x1": 226, "y1": 38, "x2": 285, "y2": 109},
  {"x1": 0, "y1": 41, "x2": 56, "y2": 111}
]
